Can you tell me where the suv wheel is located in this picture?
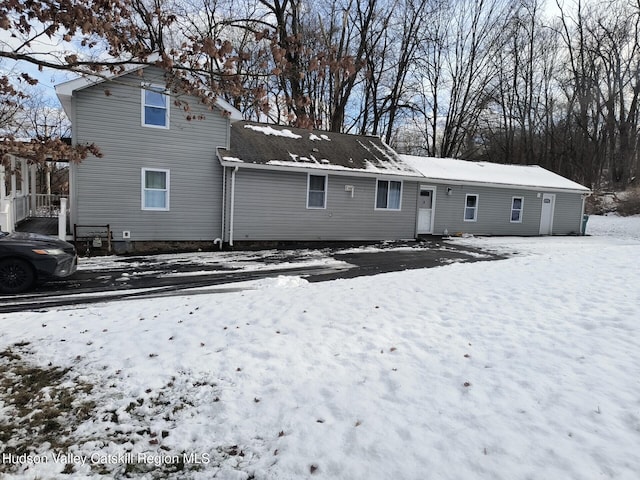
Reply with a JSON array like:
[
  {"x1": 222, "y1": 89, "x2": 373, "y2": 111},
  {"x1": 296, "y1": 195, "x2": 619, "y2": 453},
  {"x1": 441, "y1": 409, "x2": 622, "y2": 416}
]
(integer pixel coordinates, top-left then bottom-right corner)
[{"x1": 0, "y1": 258, "x2": 36, "y2": 294}]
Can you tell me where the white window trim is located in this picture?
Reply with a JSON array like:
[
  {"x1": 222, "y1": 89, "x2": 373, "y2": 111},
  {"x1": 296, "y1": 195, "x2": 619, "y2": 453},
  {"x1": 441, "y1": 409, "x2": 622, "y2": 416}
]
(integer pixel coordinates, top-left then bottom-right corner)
[
  {"x1": 141, "y1": 83, "x2": 170, "y2": 129},
  {"x1": 464, "y1": 193, "x2": 478, "y2": 222},
  {"x1": 510, "y1": 196, "x2": 524, "y2": 223},
  {"x1": 141, "y1": 168, "x2": 170, "y2": 211},
  {"x1": 306, "y1": 173, "x2": 327, "y2": 209},
  {"x1": 374, "y1": 179, "x2": 403, "y2": 211}
]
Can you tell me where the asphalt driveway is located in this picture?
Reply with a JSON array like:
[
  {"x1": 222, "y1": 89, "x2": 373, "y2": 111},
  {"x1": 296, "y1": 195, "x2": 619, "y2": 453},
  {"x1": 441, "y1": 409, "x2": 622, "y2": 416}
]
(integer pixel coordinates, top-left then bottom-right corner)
[{"x1": 0, "y1": 239, "x2": 505, "y2": 313}]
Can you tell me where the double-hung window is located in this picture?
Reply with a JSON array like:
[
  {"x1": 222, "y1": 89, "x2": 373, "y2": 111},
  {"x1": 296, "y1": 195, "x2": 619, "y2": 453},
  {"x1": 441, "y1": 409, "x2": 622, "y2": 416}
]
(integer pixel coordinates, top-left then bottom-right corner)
[
  {"x1": 307, "y1": 174, "x2": 327, "y2": 208},
  {"x1": 375, "y1": 180, "x2": 402, "y2": 210},
  {"x1": 142, "y1": 168, "x2": 170, "y2": 210},
  {"x1": 511, "y1": 197, "x2": 524, "y2": 223},
  {"x1": 464, "y1": 194, "x2": 478, "y2": 221},
  {"x1": 142, "y1": 84, "x2": 169, "y2": 128}
]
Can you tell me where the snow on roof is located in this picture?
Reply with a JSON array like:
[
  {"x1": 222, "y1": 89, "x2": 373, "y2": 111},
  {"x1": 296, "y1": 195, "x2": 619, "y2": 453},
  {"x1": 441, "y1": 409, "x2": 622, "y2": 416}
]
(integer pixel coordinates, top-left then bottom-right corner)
[
  {"x1": 309, "y1": 133, "x2": 331, "y2": 141},
  {"x1": 401, "y1": 155, "x2": 590, "y2": 192},
  {"x1": 219, "y1": 122, "x2": 422, "y2": 178},
  {"x1": 262, "y1": 160, "x2": 421, "y2": 176},
  {"x1": 244, "y1": 124, "x2": 302, "y2": 139}
]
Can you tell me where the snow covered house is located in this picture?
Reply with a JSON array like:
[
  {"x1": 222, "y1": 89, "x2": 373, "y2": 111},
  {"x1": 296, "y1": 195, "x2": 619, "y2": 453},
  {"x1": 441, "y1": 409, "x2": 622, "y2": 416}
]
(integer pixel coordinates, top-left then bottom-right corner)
[
  {"x1": 217, "y1": 121, "x2": 423, "y2": 243},
  {"x1": 55, "y1": 66, "x2": 590, "y2": 253},
  {"x1": 402, "y1": 155, "x2": 591, "y2": 236},
  {"x1": 54, "y1": 68, "x2": 422, "y2": 252}
]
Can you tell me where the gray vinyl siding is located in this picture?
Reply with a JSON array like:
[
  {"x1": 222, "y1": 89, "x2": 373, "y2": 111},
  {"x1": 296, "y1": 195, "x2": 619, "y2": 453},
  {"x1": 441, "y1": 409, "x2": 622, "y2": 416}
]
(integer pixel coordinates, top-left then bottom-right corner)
[
  {"x1": 427, "y1": 183, "x2": 585, "y2": 236},
  {"x1": 227, "y1": 168, "x2": 418, "y2": 241},
  {"x1": 549, "y1": 191, "x2": 585, "y2": 234},
  {"x1": 72, "y1": 67, "x2": 229, "y2": 241}
]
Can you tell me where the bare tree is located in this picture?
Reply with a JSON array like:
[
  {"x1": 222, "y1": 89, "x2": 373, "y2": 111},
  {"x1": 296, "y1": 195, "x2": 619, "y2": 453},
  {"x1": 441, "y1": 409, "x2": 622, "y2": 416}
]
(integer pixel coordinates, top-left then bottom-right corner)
[
  {"x1": 409, "y1": 0, "x2": 511, "y2": 158},
  {"x1": 0, "y1": 0, "x2": 246, "y2": 163},
  {"x1": 553, "y1": 0, "x2": 640, "y2": 188},
  {"x1": 321, "y1": 0, "x2": 379, "y2": 133},
  {"x1": 481, "y1": 0, "x2": 554, "y2": 166}
]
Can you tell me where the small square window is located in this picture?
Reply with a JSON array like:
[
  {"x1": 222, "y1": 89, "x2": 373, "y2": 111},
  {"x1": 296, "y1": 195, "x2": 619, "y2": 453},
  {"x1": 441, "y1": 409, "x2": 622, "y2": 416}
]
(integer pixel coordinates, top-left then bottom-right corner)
[
  {"x1": 464, "y1": 194, "x2": 478, "y2": 221},
  {"x1": 375, "y1": 180, "x2": 402, "y2": 210},
  {"x1": 142, "y1": 168, "x2": 170, "y2": 210},
  {"x1": 511, "y1": 197, "x2": 524, "y2": 223},
  {"x1": 142, "y1": 85, "x2": 169, "y2": 128},
  {"x1": 307, "y1": 174, "x2": 327, "y2": 208}
]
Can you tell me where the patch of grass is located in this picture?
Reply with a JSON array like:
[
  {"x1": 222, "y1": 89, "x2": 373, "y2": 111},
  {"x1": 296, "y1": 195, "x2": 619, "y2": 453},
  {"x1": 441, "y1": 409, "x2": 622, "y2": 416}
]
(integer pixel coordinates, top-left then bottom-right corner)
[
  {"x1": 0, "y1": 343, "x2": 95, "y2": 474},
  {"x1": 1, "y1": 348, "x2": 251, "y2": 478}
]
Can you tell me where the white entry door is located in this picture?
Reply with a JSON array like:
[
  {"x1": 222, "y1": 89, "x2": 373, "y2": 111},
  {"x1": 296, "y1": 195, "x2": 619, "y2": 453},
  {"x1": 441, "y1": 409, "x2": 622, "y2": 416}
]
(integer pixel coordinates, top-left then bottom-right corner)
[
  {"x1": 539, "y1": 193, "x2": 556, "y2": 235},
  {"x1": 417, "y1": 186, "x2": 435, "y2": 234}
]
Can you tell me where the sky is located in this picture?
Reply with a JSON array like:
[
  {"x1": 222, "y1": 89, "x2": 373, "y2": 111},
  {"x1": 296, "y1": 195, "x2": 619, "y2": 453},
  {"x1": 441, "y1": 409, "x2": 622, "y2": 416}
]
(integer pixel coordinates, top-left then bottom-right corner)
[
  {"x1": 0, "y1": 0, "x2": 583, "y2": 109},
  {"x1": 0, "y1": 17, "x2": 92, "y2": 105}
]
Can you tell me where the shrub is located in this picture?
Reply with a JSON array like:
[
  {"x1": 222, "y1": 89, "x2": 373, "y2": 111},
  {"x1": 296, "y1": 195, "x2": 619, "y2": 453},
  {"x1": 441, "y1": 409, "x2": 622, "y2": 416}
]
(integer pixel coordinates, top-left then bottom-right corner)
[{"x1": 616, "y1": 187, "x2": 640, "y2": 216}]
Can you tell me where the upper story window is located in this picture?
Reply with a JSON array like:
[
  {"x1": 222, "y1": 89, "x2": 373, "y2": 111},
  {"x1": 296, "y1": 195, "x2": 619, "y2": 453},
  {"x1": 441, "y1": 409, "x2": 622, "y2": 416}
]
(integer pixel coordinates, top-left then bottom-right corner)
[
  {"x1": 142, "y1": 168, "x2": 170, "y2": 210},
  {"x1": 142, "y1": 84, "x2": 169, "y2": 128},
  {"x1": 375, "y1": 179, "x2": 402, "y2": 210},
  {"x1": 464, "y1": 194, "x2": 478, "y2": 221},
  {"x1": 511, "y1": 197, "x2": 524, "y2": 223},
  {"x1": 307, "y1": 174, "x2": 327, "y2": 209}
]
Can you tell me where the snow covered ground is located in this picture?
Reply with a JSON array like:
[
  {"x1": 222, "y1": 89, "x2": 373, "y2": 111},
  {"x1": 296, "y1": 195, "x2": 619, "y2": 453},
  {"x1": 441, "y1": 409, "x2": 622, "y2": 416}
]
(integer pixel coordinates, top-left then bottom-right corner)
[
  {"x1": 76, "y1": 247, "x2": 352, "y2": 273},
  {"x1": 586, "y1": 212, "x2": 640, "y2": 240},
  {"x1": 1, "y1": 215, "x2": 639, "y2": 479}
]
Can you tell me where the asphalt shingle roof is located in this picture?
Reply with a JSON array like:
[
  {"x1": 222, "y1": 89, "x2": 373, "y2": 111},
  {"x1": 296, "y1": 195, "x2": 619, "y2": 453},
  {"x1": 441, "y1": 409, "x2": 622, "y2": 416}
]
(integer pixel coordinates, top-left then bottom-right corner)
[{"x1": 218, "y1": 121, "x2": 421, "y2": 177}]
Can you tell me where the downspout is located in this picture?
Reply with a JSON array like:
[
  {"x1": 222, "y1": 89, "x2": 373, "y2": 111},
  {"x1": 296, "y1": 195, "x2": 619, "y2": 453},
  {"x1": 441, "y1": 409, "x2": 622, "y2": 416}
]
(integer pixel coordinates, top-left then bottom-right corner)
[
  {"x1": 214, "y1": 164, "x2": 226, "y2": 250},
  {"x1": 229, "y1": 166, "x2": 238, "y2": 247}
]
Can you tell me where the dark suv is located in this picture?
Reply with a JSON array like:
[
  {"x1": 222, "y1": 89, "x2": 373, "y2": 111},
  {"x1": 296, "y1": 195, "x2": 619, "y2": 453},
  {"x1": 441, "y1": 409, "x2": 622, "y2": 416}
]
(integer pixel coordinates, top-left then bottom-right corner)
[{"x1": 0, "y1": 231, "x2": 77, "y2": 293}]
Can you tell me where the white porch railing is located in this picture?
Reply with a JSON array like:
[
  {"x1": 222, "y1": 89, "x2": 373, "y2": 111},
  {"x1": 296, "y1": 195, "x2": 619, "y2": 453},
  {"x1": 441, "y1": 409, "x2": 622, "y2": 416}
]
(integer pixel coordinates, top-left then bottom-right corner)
[
  {"x1": 1, "y1": 193, "x2": 69, "y2": 238},
  {"x1": 13, "y1": 195, "x2": 29, "y2": 223},
  {"x1": 1, "y1": 156, "x2": 69, "y2": 239},
  {"x1": 31, "y1": 194, "x2": 64, "y2": 218},
  {"x1": 0, "y1": 195, "x2": 28, "y2": 231},
  {"x1": 0, "y1": 203, "x2": 10, "y2": 233}
]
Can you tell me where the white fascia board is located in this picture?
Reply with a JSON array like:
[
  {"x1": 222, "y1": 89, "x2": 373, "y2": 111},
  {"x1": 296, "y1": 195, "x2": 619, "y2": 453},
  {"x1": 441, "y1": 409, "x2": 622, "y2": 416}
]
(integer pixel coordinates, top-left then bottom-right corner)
[
  {"x1": 55, "y1": 65, "x2": 147, "y2": 118},
  {"x1": 55, "y1": 54, "x2": 160, "y2": 98},
  {"x1": 215, "y1": 97, "x2": 243, "y2": 121},
  {"x1": 218, "y1": 158, "x2": 423, "y2": 182},
  {"x1": 420, "y1": 177, "x2": 591, "y2": 194}
]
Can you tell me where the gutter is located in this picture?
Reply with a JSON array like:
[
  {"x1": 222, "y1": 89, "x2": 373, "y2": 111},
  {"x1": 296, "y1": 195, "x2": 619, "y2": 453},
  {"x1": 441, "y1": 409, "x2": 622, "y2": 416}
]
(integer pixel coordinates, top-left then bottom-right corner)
[
  {"x1": 415, "y1": 177, "x2": 591, "y2": 195},
  {"x1": 218, "y1": 159, "x2": 423, "y2": 182}
]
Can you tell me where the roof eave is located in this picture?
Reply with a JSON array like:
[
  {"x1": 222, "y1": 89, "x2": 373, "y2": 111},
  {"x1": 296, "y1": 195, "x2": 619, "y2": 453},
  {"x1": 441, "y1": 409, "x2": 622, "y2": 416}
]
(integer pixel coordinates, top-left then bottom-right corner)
[
  {"x1": 419, "y1": 176, "x2": 591, "y2": 194},
  {"x1": 218, "y1": 156, "x2": 423, "y2": 181}
]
